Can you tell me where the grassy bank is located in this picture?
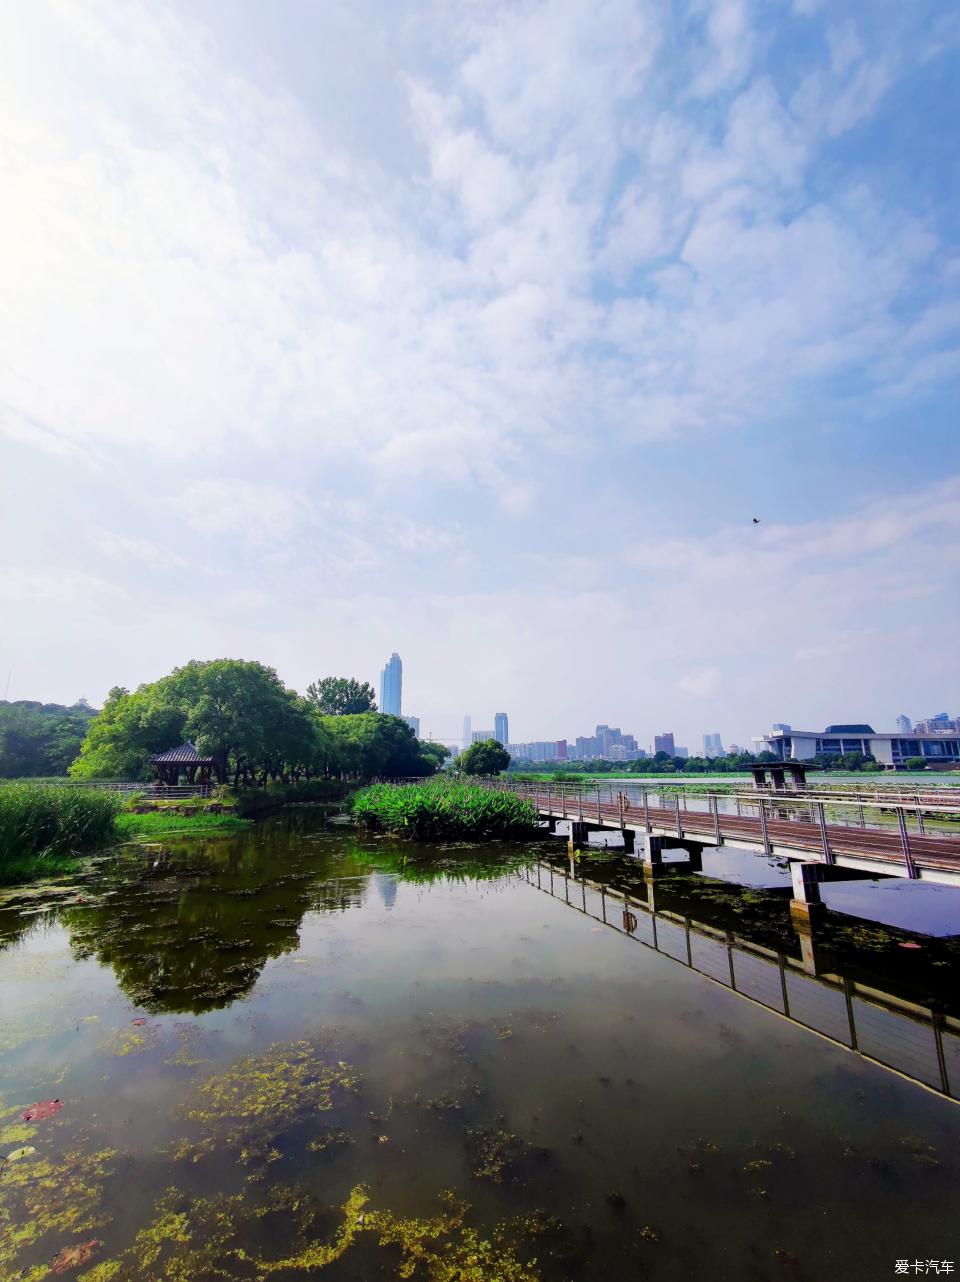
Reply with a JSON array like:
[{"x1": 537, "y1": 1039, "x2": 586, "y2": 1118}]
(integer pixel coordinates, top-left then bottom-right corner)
[
  {"x1": 117, "y1": 812, "x2": 252, "y2": 839},
  {"x1": 0, "y1": 782, "x2": 122, "y2": 884},
  {"x1": 352, "y1": 780, "x2": 537, "y2": 841}
]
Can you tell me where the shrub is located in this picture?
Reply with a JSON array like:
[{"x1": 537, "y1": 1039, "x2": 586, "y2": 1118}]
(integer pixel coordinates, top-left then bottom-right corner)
[{"x1": 351, "y1": 780, "x2": 537, "y2": 841}]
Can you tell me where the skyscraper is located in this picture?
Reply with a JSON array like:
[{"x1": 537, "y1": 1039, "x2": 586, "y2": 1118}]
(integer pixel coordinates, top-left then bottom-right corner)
[
  {"x1": 403, "y1": 716, "x2": 420, "y2": 737},
  {"x1": 654, "y1": 732, "x2": 675, "y2": 756},
  {"x1": 494, "y1": 712, "x2": 509, "y2": 745},
  {"x1": 896, "y1": 715, "x2": 912, "y2": 734},
  {"x1": 703, "y1": 733, "x2": 723, "y2": 758},
  {"x1": 462, "y1": 715, "x2": 471, "y2": 749},
  {"x1": 379, "y1": 653, "x2": 402, "y2": 717}
]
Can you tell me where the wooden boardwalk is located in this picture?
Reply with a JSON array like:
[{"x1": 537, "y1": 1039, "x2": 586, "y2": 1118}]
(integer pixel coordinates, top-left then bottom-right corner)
[{"x1": 480, "y1": 780, "x2": 960, "y2": 883}]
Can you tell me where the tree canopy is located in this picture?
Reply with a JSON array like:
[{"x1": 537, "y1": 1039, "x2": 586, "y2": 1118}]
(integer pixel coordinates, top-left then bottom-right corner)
[
  {"x1": 459, "y1": 739, "x2": 511, "y2": 776},
  {"x1": 68, "y1": 661, "x2": 442, "y2": 785},
  {"x1": 306, "y1": 677, "x2": 377, "y2": 716}
]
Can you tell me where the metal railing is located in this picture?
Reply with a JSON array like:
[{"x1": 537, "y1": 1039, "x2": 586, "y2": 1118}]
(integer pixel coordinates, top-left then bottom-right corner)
[
  {"x1": 475, "y1": 776, "x2": 960, "y2": 879},
  {"x1": 522, "y1": 860, "x2": 959, "y2": 1102}
]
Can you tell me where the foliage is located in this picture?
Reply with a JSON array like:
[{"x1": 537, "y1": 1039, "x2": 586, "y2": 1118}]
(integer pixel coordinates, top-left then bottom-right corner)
[
  {"x1": 0, "y1": 782, "x2": 121, "y2": 883},
  {"x1": 352, "y1": 779, "x2": 537, "y2": 840},
  {"x1": 904, "y1": 756, "x2": 927, "y2": 771},
  {"x1": 69, "y1": 661, "x2": 332, "y2": 787},
  {"x1": 460, "y1": 738, "x2": 511, "y2": 776},
  {"x1": 306, "y1": 675, "x2": 377, "y2": 715},
  {"x1": 0, "y1": 698, "x2": 97, "y2": 778},
  {"x1": 69, "y1": 661, "x2": 443, "y2": 786},
  {"x1": 320, "y1": 712, "x2": 440, "y2": 779}
]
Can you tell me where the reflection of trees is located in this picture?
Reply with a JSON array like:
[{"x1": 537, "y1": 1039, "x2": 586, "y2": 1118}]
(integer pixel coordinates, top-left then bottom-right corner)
[{"x1": 62, "y1": 817, "x2": 369, "y2": 1014}]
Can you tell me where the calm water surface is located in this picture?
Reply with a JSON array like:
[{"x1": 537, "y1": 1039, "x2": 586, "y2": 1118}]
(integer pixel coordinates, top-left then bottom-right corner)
[{"x1": 1, "y1": 810, "x2": 957, "y2": 1280}]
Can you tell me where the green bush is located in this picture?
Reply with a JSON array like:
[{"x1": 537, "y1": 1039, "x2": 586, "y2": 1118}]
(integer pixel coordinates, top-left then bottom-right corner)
[
  {"x1": 0, "y1": 782, "x2": 122, "y2": 883},
  {"x1": 351, "y1": 780, "x2": 537, "y2": 841}
]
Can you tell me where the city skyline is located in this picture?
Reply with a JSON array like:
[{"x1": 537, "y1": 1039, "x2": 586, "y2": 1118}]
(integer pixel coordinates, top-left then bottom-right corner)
[{"x1": 2, "y1": 1, "x2": 958, "y2": 741}]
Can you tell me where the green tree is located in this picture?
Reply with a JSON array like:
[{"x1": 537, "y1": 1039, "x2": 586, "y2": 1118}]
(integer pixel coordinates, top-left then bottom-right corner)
[
  {"x1": 417, "y1": 741, "x2": 451, "y2": 773},
  {"x1": 0, "y1": 699, "x2": 99, "y2": 777},
  {"x1": 306, "y1": 677, "x2": 377, "y2": 716},
  {"x1": 319, "y1": 713, "x2": 435, "y2": 780},
  {"x1": 459, "y1": 739, "x2": 511, "y2": 776},
  {"x1": 904, "y1": 756, "x2": 927, "y2": 771}
]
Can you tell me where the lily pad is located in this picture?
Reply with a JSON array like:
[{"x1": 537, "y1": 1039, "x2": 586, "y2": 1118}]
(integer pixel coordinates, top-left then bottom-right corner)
[{"x1": 4, "y1": 1146, "x2": 37, "y2": 1162}]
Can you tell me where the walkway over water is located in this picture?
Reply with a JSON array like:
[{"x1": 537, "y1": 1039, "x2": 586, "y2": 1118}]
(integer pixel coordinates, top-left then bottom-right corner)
[{"x1": 479, "y1": 778, "x2": 960, "y2": 884}]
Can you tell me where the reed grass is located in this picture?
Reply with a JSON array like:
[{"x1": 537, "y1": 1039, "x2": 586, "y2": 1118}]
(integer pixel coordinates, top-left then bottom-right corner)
[
  {"x1": 0, "y1": 782, "x2": 122, "y2": 883},
  {"x1": 351, "y1": 780, "x2": 537, "y2": 841}
]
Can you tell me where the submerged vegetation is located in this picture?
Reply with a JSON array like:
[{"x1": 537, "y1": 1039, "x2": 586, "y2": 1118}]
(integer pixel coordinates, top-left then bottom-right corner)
[
  {"x1": 352, "y1": 780, "x2": 538, "y2": 840},
  {"x1": 0, "y1": 782, "x2": 121, "y2": 884}
]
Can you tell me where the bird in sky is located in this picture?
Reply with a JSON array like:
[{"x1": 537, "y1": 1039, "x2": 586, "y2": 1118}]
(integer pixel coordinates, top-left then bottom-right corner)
[{"x1": 752, "y1": 517, "x2": 761, "y2": 524}]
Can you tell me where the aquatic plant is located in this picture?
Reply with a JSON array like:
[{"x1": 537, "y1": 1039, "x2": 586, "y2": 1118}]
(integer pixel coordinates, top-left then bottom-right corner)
[
  {"x1": 352, "y1": 780, "x2": 537, "y2": 841},
  {"x1": 174, "y1": 1040, "x2": 361, "y2": 1163},
  {"x1": 0, "y1": 783, "x2": 122, "y2": 883}
]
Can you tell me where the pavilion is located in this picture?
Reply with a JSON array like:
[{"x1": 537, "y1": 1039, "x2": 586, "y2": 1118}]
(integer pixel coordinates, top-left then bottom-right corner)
[
  {"x1": 149, "y1": 742, "x2": 221, "y2": 787},
  {"x1": 748, "y1": 760, "x2": 809, "y2": 793}
]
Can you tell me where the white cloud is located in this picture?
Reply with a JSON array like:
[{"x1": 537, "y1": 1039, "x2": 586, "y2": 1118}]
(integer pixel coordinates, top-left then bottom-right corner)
[{"x1": 678, "y1": 667, "x2": 721, "y2": 697}]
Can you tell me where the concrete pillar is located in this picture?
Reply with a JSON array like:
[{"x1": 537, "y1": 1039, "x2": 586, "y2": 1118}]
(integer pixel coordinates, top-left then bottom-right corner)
[
  {"x1": 570, "y1": 821, "x2": 599, "y2": 845},
  {"x1": 621, "y1": 829, "x2": 635, "y2": 855},
  {"x1": 544, "y1": 815, "x2": 557, "y2": 833},
  {"x1": 789, "y1": 861, "x2": 829, "y2": 922},
  {"x1": 640, "y1": 833, "x2": 667, "y2": 877}
]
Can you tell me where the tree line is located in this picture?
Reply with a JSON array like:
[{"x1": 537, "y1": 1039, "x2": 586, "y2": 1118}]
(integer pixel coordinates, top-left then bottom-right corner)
[
  {"x1": 0, "y1": 699, "x2": 98, "y2": 778},
  {"x1": 0, "y1": 662, "x2": 450, "y2": 785}
]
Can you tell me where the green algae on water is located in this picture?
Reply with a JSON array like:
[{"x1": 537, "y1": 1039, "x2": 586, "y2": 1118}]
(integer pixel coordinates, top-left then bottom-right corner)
[{"x1": 173, "y1": 1040, "x2": 361, "y2": 1163}]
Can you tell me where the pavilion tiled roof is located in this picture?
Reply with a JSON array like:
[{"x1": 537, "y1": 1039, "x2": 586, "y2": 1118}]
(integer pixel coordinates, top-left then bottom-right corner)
[{"x1": 149, "y1": 741, "x2": 215, "y2": 764}]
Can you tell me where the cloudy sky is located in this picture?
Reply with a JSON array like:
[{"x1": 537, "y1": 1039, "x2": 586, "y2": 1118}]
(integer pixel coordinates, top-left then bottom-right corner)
[{"x1": 1, "y1": 0, "x2": 958, "y2": 749}]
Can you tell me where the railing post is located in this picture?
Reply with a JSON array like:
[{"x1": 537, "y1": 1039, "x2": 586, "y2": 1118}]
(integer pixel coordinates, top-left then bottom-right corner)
[
  {"x1": 578, "y1": 787, "x2": 583, "y2": 821},
  {"x1": 712, "y1": 794, "x2": 721, "y2": 846},
  {"x1": 915, "y1": 795, "x2": 925, "y2": 836},
  {"x1": 596, "y1": 784, "x2": 601, "y2": 823},
  {"x1": 675, "y1": 793, "x2": 682, "y2": 837},
  {"x1": 896, "y1": 807, "x2": 919, "y2": 879},
  {"x1": 642, "y1": 788, "x2": 651, "y2": 833},
  {"x1": 758, "y1": 797, "x2": 771, "y2": 856},
  {"x1": 933, "y1": 1012, "x2": 951, "y2": 1096},
  {"x1": 815, "y1": 802, "x2": 833, "y2": 865}
]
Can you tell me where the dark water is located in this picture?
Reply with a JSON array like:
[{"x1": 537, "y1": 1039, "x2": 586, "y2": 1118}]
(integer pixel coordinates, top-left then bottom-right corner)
[{"x1": 1, "y1": 810, "x2": 958, "y2": 1281}]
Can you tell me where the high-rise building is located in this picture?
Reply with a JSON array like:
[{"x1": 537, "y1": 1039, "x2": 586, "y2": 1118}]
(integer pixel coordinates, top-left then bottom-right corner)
[
  {"x1": 703, "y1": 733, "x2": 723, "y2": 758},
  {"x1": 896, "y1": 715, "x2": 913, "y2": 734},
  {"x1": 772, "y1": 723, "x2": 791, "y2": 734},
  {"x1": 674, "y1": 746, "x2": 689, "y2": 759},
  {"x1": 654, "y1": 732, "x2": 675, "y2": 756},
  {"x1": 462, "y1": 715, "x2": 471, "y2": 748},
  {"x1": 557, "y1": 739, "x2": 567, "y2": 760},
  {"x1": 494, "y1": 713, "x2": 509, "y2": 745},
  {"x1": 379, "y1": 653, "x2": 402, "y2": 717},
  {"x1": 472, "y1": 729, "x2": 494, "y2": 743},
  {"x1": 403, "y1": 716, "x2": 420, "y2": 737}
]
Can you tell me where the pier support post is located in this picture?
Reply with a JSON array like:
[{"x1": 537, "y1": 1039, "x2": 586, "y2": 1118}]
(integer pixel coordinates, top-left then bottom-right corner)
[
  {"x1": 789, "y1": 861, "x2": 830, "y2": 923},
  {"x1": 640, "y1": 833, "x2": 667, "y2": 877},
  {"x1": 621, "y1": 829, "x2": 636, "y2": 855}
]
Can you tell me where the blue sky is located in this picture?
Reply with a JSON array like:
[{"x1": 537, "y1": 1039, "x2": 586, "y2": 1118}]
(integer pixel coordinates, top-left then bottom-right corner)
[{"x1": 1, "y1": 0, "x2": 958, "y2": 749}]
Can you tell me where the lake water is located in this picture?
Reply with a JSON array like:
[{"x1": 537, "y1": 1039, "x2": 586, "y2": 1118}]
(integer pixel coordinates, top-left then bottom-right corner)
[{"x1": 1, "y1": 809, "x2": 958, "y2": 1280}]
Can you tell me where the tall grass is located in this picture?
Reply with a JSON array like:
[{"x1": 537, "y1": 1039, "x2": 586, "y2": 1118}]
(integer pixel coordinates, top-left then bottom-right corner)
[
  {"x1": 0, "y1": 782, "x2": 122, "y2": 883},
  {"x1": 351, "y1": 780, "x2": 537, "y2": 841}
]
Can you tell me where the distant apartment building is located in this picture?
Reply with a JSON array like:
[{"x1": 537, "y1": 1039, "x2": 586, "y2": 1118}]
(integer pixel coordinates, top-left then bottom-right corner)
[
  {"x1": 674, "y1": 746, "x2": 689, "y2": 759},
  {"x1": 494, "y1": 713, "x2": 509, "y2": 745},
  {"x1": 914, "y1": 713, "x2": 958, "y2": 734},
  {"x1": 703, "y1": 733, "x2": 723, "y2": 758},
  {"x1": 574, "y1": 735, "x2": 598, "y2": 760},
  {"x1": 471, "y1": 729, "x2": 494, "y2": 743},
  {"x1": 557, "y1": 739, "x2": 568, "y2": 760},
  {"x1": 379, "y1": 653, "x2": 402, "y2": 717},
  {"x1": 607, "y1": 744, "x2": 628, "y2": 760},
  {"x1": 654, "y1": 732, "x2": 675, "y2": 756},
  {"x1": 771, "y1": 723, "x2": 791, "y2": 734},
  {"x1": 462, "y1": 715, "x2": 471, "y2": 748},
  {"x1": 403, "y1": 716, "x2": 420, "y2": 737},
  {"x1": 896, "y1": 715, "x2": 913, "y2": 734},
  {"x1": 764, "y1": 723, "x2": 960, "y2": 769}
]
